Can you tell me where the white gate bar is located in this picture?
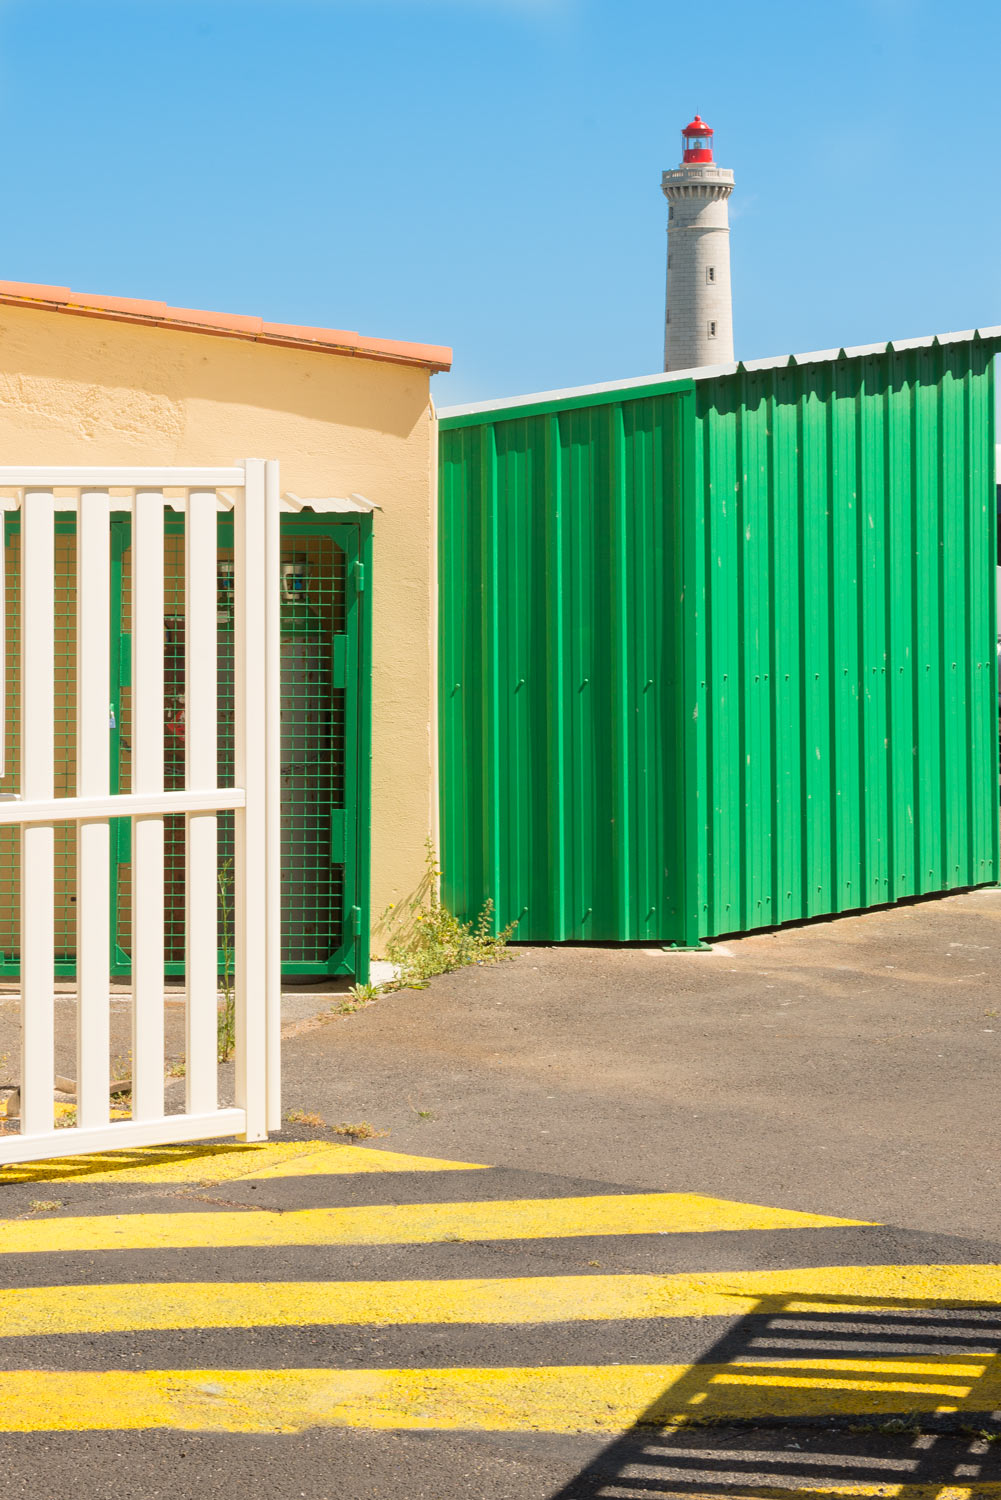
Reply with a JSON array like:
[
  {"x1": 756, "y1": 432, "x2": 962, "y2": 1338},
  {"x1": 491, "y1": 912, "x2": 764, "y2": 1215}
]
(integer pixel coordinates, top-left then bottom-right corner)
[
  {"x1": 233, "y1": 459, "x2": 269, "y2": 1141},
  {"x1": 0, "y1": 1107, "x2": 247, "y2": 1166},
  {"x1": 264, "y1": 459, "x2": 282, "y2": 1130},
  {"x1": 131, "y1": 491, "x2": 165, "y2": 1123},
  {"x1": 185, "y1": 490, "x2": 219, "y2": 1116},
  {"x1": 20, "y1": 491, "x2": 56, "y2": 1138},
  {"x1": 0, "y1": 787, "x2": 245, "y2": 825},
  {"x1": 0, "y1": 494, "x2": 237, "y2": 517},
  {"x1": 76, "y1": 492, "x2": 113, "y2": 1130},
  {"x1": 0, "y1": 467, "x2": 246, "y2": 487}
]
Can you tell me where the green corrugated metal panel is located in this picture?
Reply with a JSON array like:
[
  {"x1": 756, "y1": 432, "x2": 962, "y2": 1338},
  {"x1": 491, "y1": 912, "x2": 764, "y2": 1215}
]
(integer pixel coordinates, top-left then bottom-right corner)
[
  {"x1": 691, "y1": 340, "x2": 999, "y2": 938},
  {"x1": 439, "y1": 335, "x2": 999, "y2": 944},
  {"x1": 439, "y1": 393, "x2": 691, "y2": 941}
]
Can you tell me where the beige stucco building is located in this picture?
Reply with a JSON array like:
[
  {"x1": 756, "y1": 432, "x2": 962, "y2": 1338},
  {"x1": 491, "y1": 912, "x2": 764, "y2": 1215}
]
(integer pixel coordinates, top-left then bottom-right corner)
[{"x1": 0, "y1": 279, "x2": 451, "y2": 968}]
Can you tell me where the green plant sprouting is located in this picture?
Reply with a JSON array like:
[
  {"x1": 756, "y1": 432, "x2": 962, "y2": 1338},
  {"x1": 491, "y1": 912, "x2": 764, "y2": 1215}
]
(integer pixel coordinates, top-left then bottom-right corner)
[
  {"x1": 380, "y1": 841, "x2": 516, "y2": 990},
  {"x1": 217, "y1": 859, "x2": 236, "y2": 1062}
]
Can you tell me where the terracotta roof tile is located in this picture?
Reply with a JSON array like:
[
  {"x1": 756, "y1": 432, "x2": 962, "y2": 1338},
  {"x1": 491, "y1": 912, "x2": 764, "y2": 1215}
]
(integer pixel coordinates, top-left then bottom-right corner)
[
  {"x1": 0, "y1": 280, "x2": 72, "y2": 302},
  {"x1": 165, "y1": 306, "x2": 263, "y2": 335},
  {"x1": 260, "y1": 319, "x2": 358, "y2": 344},
  {"x1": 64, "y1": 290, "x2": 169, "y2": 318},
  {"x1": 0, "y1": 280, "x2": 451, "y2": 372}
]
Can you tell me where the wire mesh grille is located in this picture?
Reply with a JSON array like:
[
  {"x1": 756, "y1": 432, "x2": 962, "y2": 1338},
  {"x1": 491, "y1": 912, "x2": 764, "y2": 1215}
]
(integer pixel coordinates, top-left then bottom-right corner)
[
  {"x1": 0, "y1": 517, "x2": 352, "y2": 977},
  {"x1": 278, "y1": 537, "x2": 345, "y2": 966},
  {"x1": 114, "y1": 525, "x2": 347, "y2": 972},
  {"x1": 0, "y1": 525, "x2": 80, "y2": 971}
]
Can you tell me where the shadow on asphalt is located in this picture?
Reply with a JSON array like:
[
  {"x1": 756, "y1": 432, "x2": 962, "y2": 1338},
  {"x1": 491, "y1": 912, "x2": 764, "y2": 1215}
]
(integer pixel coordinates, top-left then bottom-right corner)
[{"x1": 550, "y1": 1290, "x2": 1001, "y2": 1498}]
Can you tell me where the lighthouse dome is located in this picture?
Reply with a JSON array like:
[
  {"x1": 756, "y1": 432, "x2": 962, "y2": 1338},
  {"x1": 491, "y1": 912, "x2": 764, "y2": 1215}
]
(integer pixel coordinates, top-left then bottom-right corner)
[{"x1": 682, "y1": 114, "x2": 714, "y2": 164}]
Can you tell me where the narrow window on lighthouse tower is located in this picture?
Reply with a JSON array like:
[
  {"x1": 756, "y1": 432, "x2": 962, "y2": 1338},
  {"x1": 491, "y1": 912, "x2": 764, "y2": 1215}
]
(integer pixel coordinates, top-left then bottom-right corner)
[
  {"x1": 706, "y1": 266, "x2": 716, "y2": 283},
  {"x1": 708, "y1": 321, "x2": 717, "y2": 338}
]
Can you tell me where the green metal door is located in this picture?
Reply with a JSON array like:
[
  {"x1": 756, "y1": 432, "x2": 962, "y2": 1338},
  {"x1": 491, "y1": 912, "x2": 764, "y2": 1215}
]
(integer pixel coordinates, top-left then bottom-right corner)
[
  {"x1": 0, "y1": 511, "x2": 371, "y2": 983},
  {"x1": 42, "y1": 512, "x2": 370, "y2": 984}
]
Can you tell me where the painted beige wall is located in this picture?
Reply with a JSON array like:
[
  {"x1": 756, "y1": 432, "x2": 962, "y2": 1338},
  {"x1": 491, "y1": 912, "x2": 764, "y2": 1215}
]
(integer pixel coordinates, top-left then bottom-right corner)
[{"x1": 0, "y1": 302, "x2": 439, "y2": 945}]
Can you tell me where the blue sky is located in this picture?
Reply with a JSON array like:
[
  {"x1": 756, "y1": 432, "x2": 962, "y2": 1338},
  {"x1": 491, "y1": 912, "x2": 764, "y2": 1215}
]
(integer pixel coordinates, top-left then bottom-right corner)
[{"x1": 0, "y1": 0, "x2": 998, "y2": 405}]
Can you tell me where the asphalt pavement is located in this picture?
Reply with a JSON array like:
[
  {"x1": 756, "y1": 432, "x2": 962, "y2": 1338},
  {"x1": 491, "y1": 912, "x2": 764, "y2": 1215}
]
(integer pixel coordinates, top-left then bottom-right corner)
[
  {"x1": 292, "y1": 886, "x2": 1001, "y2": 1240},
  {"x1": 0, "y1": 885, "x2": 1000, "y2": 1498}
]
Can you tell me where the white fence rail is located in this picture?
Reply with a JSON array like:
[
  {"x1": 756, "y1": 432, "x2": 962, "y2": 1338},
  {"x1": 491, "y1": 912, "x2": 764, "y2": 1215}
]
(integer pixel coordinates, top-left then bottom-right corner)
[{"x1": 0, "y1": 460, "x2": 281, "y2": 1165}]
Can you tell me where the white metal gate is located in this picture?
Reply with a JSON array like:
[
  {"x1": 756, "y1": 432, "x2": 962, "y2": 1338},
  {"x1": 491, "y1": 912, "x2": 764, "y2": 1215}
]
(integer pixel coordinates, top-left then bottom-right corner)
[{"x1": 0, "y1": 460, "x2": 281, "y2": 1165}]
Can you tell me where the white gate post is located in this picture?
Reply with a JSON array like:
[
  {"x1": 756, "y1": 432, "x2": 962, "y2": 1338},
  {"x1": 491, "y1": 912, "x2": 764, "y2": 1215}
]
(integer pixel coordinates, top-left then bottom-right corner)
[
  {"x1": 184, "y1": 489, "x2": 219, "y2": 1117},
  {"x1": 264, "y1": 458, "x2": 282, "y2": 1130},
  {"x1": 76, "y1": 491, "x2": 113, "y2": 1129},
  {"x1": 131, "y1": 491, "x2": 166, "y2": 1123},
  {"x1": 233, "y1": 458, "x2": 270, "y2": 1140},
  {"x1": 20, "y1": 491, "x2": 56, "y2": 1138}
]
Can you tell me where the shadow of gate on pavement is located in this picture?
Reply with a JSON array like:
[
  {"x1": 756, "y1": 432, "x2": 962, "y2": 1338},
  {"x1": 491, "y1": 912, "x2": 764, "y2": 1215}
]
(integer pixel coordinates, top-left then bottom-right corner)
[{"x1": 550, "y1": 1288, "x2": 1001, "y2": 1498}]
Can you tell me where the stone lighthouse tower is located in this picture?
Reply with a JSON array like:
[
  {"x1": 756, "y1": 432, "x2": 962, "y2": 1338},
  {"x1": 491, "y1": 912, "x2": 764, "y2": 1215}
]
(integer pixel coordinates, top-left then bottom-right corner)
[{"x1": 661, "y1": 114, "x2": 734, "y2": 370}]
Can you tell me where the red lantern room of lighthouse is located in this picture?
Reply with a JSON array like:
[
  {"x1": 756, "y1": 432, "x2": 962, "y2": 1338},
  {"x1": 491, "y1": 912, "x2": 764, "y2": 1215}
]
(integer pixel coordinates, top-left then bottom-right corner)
[{"x1": 682, "y1": 114, "x2": 714, "y2": 163}]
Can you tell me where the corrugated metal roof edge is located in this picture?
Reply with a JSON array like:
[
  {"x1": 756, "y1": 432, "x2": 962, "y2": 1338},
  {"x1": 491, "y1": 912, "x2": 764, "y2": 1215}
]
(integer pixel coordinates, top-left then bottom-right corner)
[{"x1": 438, "y1": 326, "x2": 1001, "y2": 425}]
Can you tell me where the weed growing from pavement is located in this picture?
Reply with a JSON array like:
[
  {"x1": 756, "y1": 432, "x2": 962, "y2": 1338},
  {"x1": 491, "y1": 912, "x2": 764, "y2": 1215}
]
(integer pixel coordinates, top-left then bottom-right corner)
[
  {"x1": 285, "y1": 1108, "x2": 326, "y2": 1128},
  {"x1": 379, "y1": 841, "x2": 516, "y2": 991},
  {"x1": 217, "y1": 859, "x2": 236, "y2": 1062},
  {"x1": 334, "y1": 983, "x2": 378, "y2": 1015},
  {"x1": 111, "y1": 1053, "x2": 131, "y2": 1094},
  {"x1": 282, "y1": 1111, "x2": 388, "y2": 1139},
  {"x1": 28, "y1": 1200, "x2": 63, "y2": 1213}
]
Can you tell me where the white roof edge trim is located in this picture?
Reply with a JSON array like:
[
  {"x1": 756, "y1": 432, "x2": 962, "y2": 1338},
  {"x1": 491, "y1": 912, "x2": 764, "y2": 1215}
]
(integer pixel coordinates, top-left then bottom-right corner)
[
  {"x1": 282, "y1": 492, "x2": 381, "y2": 514},
  {"x1": 438, "y1": 369, "x2": 722, "y2": 420},
  {"x1": 438, "y1": 326, "x2": 1001, "y2": 421}
]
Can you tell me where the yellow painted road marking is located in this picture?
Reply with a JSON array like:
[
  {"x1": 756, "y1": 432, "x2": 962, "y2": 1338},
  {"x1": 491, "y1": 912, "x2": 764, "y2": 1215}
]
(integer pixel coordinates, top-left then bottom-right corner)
[
  {"x1": 595, "y1": 1491, "x2": 1001, "y2": 1500},
  {"x1": 0, "y1": 1141, "x2": 489, "y2": 1187},
  {"x1": 0, "y1": 1357, "x2": 998, "y2": 1432},
  {"x1": 0, "y1": 1194, "x2": 867, "y2": 1256},
  {"x1": 643, "y1": 1491, "x2": 1001, "y2": 1499},
  {"x1": 0, "y1": 1264, "x2": 995, "y2": 1337}
]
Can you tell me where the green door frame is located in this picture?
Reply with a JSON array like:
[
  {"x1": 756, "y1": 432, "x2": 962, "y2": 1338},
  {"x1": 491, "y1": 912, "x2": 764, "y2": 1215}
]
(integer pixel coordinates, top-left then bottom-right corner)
[{"x1": 0, "y1": 511, "x2": 372, "y2": 984}]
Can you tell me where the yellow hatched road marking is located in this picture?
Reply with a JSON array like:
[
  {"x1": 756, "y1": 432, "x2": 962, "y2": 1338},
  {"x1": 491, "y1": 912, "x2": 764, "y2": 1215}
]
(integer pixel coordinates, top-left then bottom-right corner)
[
  {"x1": 611, "y1": 1491, "x2": 1001, "y2": 1499},
  {"x1": 0, "y1": 1140, "x2": 489, "y2": 1186},
  {"x1": 0, "y1": 1263, "x2": 996, "y2": 1337},
  {"x1": 0, "y1": 1194, "x2": 867, "y2": 1255},
  {"x1": 0, "y1": 1357, "x2": 999, "y2": 1433}
]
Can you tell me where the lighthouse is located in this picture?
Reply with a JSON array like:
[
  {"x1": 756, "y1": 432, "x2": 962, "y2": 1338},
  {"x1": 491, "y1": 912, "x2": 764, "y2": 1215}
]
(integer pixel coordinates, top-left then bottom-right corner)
[{"x1": 661, "y1": 114, "x2": 734, "y2": 370}]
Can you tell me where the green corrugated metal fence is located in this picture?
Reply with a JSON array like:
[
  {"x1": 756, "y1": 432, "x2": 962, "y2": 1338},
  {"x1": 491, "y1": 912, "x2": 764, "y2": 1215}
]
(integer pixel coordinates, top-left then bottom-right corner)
[
  {"x1": 439, "y1": 393, "x2": 689, "y2": 941},
  {"x1": 439, "y1": 334, "x2": 1000, "y2": 944}
]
